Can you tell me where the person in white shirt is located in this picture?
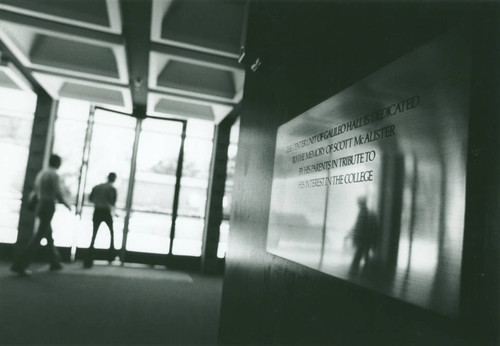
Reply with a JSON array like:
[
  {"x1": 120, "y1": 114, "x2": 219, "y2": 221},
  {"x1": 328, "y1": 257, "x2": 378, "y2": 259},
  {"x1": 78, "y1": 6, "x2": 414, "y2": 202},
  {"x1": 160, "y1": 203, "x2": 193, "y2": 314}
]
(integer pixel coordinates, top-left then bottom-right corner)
[
  {"x1": 84, "y1": 172, "x2": 117, "y2": 268},
  {"x1": 11, "y1": 154, "x2": 71, "y2": 276}
]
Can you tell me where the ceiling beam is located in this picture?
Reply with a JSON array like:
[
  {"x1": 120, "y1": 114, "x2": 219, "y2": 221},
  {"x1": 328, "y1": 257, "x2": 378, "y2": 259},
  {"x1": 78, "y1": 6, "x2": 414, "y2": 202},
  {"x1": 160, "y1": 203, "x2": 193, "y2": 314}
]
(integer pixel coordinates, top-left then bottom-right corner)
[{"x1": 121, "y1": 0, "x2": 152, "y2": 111}]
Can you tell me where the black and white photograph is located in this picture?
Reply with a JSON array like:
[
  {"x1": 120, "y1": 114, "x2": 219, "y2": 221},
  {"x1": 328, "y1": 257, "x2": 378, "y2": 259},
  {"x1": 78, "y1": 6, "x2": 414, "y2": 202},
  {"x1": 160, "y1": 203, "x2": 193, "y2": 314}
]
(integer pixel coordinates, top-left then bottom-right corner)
[{"x1": 0, "y1": 0, "x2": 498, "y2": 345}]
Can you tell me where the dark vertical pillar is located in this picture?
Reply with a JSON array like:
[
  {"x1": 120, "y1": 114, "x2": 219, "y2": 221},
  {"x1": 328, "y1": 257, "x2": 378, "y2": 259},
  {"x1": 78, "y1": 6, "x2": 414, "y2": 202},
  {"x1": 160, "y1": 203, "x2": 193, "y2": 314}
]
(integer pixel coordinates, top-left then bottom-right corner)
[
  {"x1": 461, "y1": 6, "x2": 500, "y2": 346},
  {"x1": 121, "y1": 0, "x2": 151, "y2": 109},
  {"x1": 201, "y1": 114, "x2": 237, "y2": 274},
  {"x1": 16, "y1": 91, "x2": 57, "y2": 249},
  {"x1": 219, "y1": 2, "x2": 499, "y2": 345}
]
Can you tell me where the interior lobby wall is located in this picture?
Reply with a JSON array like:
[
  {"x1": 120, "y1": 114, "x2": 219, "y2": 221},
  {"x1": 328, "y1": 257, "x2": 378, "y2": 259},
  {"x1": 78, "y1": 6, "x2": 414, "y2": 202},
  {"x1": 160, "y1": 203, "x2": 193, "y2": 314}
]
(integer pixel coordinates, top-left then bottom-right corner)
[{"x1": 218, "y1": 2, "x2": 500, "y2": 345}]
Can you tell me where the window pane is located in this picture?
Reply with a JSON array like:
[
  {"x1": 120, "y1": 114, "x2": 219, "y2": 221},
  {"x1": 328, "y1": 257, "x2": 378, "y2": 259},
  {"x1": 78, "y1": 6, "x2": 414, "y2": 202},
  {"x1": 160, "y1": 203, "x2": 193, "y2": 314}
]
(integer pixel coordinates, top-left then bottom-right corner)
[
  {"x1": 127, "y1": 211, "x2": 171, "y2": 254},
  {"x1": 185, "y1": 118, "x2": 214, "y2": 139},
  {"x1": 126, "y1": 118, "x2": 181, "y2": 254},
  {"x1": 142, "y1": 117, "x2": 183, "y2": 134},
  {"x1": 218, "y1": 118, "x2": 240, "y2": 258},
  {"x1": 0, "y1": 200, "x2": 22, "y2": 243},
  {"x1": 74, "y1": 206, "x2": 124, "y2": 250},
  {"x1": 51, "y1": 99, "x2": 91, "y2": 247},
  {"x1": 77, "y1": 110, "x2": 136, "y2": 249},
  {"x1": 0, "y1": 88, "x2": 37, "y2": 115},
  {"x1": 177, "y1": 137, "x2": 213, "y2": 219},
  {"x1": 217, "y1": 220, "x2": 229, "y2": 258},
  {"x1": 57, "y1": 98, "x2": 91, "y2": 121},
  {"x1": 94, "y1": 108, "x2": 136, "y2": 128},
  {"x1": 0, "y1": 88, "x2": 37, "y2": 244},
  {"x1": 172, "y1": 216, "x2": 203, "y2": 256},
  {"x1": 53, "y1": 116, "x2": 88, "y2": 204},
  {"x1": 85, "y1": 109, "x2": 136, "y2": 210},
  {"x1": 132, "y1": 120, "x2": 181, "y2": 212},
  {"x1": 53, "y1": 204, "x2": 81, "y2": 247},
  {"x1": 0, "y1": 115, "x2": 34, "y2": 200},
  {"x1": 173, "y1": 119, "x2": 214, "y2": 256}
]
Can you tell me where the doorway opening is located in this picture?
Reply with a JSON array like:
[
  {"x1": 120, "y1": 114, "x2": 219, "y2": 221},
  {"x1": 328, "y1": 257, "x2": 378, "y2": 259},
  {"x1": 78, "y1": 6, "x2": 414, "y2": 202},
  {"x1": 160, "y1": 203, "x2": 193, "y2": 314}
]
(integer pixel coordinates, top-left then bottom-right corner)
[{"x1": 51, "y1": 100, "x2": 215, "y2": 267}]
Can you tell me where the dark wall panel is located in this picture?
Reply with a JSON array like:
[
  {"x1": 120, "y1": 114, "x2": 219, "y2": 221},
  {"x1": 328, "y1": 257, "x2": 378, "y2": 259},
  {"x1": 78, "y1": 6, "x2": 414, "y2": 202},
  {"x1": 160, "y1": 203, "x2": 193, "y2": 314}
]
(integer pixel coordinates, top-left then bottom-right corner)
[{"x1": 219, "y1": 2, "x2": 499, "y2": 346}]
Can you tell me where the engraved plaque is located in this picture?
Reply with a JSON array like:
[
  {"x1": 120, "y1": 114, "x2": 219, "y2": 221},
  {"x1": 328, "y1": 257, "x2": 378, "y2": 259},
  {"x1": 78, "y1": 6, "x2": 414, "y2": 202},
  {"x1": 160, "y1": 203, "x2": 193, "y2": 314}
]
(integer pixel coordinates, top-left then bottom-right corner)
[{"x1": 267, "y1": 30, "x2": 470, "y2": 317}]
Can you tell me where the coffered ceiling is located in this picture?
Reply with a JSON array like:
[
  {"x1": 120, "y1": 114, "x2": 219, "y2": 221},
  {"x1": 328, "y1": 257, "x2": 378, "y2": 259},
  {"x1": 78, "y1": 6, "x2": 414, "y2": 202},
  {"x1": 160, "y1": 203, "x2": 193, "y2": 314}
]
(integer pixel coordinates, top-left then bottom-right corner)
[{"x1": 0, "y1": 0, "x2": 247, "y2": 123}]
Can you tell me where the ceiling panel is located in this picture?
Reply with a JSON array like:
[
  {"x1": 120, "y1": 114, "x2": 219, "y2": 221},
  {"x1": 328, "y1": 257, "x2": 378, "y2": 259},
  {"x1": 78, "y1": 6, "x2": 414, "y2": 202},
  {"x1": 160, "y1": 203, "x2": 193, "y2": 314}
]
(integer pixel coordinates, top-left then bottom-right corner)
[
  {"x1": 0, "y1": 0, "x2": 245, "y2": 123},
  {"x1": 0, "y1": 0, "x2": 122, "y2": 33},
  {"x1": 154, "y1": 98, "x2": 214, "y2": 121},
  {"x1": 157, "y1": 60, "x2": 235, "y2": 99},
  {"x1": 0, "y1": 20, "x2": 128, "y2": 83},
  {"x1": 30, "y1": 35, "x2": 119, "y2": 79},
  {"x1": 149, "y1": 49, "x2": 245, "y2": 104},
  {"x1": 147, "y1": 92, "x2": 233, "y2": 123},
  {"x1": 151, "y1": 0, "x2": 246, "y2": 58},
  {"x1": 33, "y1": 72, "x2": 132, "y2": 113}
]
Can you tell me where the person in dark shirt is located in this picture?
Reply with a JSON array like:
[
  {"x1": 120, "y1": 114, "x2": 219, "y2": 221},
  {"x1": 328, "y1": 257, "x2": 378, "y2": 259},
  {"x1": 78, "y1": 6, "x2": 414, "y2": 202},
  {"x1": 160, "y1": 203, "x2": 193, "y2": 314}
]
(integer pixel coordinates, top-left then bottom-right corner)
[
  {"x1": 84, "y1": 172, "x2": 118, "y2": 268},
  {"x1": 11, "y1": 154, "x2": 71, "y2": 276}
]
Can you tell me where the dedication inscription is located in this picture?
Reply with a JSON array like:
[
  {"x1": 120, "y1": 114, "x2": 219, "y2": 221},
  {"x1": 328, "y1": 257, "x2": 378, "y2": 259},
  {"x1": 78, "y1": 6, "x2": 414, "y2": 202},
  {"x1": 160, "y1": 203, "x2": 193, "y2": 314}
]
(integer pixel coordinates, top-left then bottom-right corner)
[{"x1": 267, "y1": 30, "x2": 470, "y2": 317}]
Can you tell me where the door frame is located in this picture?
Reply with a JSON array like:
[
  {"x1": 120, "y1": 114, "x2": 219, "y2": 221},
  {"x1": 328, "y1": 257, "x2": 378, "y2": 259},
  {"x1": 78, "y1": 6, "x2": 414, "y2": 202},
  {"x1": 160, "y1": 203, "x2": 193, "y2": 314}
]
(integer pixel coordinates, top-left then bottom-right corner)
[{"x1": 72, "y1": 107, "x2": 192, "y2": 266}]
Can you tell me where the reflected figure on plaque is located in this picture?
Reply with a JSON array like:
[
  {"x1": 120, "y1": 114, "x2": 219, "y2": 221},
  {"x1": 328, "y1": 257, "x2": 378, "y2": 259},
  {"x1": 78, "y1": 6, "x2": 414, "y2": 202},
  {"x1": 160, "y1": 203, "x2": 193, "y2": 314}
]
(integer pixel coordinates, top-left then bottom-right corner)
[{"x1": 347, "y1": 196, "x2": 379, "y2": 276}]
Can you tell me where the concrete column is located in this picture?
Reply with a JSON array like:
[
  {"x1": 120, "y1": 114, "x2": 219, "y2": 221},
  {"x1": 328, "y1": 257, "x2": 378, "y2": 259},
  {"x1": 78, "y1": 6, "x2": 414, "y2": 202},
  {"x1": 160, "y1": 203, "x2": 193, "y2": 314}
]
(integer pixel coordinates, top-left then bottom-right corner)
[
  {"x1": 201, "y1": 114, "x2": 237, "y2": 274},
  {"x1": 15, "y1": 91, "x2": 57, "y2": 249}
]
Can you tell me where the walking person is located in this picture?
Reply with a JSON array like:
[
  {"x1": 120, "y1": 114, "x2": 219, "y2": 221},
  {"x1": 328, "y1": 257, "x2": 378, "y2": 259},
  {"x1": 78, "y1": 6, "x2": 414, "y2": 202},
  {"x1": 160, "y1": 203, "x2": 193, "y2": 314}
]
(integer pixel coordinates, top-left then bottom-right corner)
[
  {"x1": 84, "y1": 172, "x2": 118, "y2": 268},
  {"x1": 11, "y1": 154, "x2": 71, "y2": 276}
]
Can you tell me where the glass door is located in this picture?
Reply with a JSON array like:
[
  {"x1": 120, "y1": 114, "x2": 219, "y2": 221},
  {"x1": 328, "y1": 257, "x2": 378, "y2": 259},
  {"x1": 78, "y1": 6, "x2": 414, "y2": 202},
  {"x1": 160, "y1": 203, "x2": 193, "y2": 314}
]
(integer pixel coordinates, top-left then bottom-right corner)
[
  {"x1": 0, "y1": 88, "x2": 37, "y2": 244},
  {"x1": 77, "y1": 109, "x2": 137, "y2": 255},
  {"x1": 52, "y1": 102, "x2": 214, "y2": 265},
  {"x1": 125, "y1": 118, "x2": 184, "y2": 255}
]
